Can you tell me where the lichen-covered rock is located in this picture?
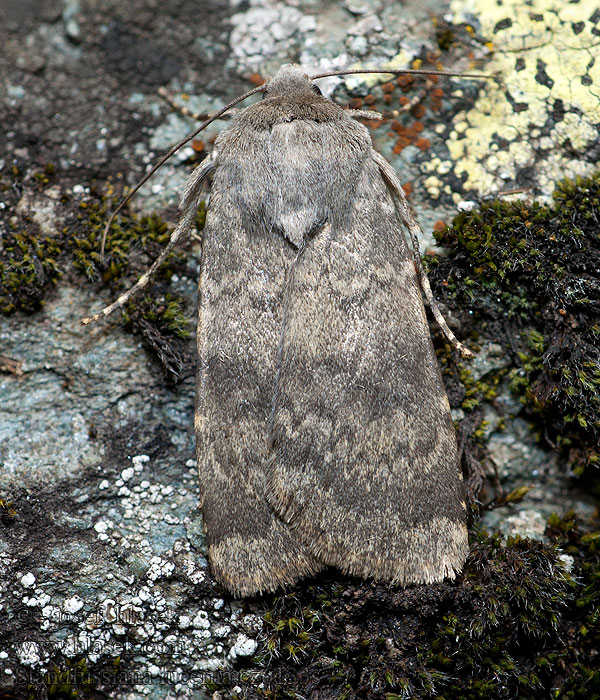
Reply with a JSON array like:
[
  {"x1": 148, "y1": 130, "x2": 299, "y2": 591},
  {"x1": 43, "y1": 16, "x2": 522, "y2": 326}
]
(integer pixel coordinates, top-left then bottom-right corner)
[{"x1": 444, "y1": 0, "x2": 600, "y2": 199}]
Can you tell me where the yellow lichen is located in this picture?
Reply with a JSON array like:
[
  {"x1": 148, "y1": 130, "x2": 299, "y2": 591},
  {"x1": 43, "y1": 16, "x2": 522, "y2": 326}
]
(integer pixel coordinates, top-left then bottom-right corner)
[{"x1": 441, "y1": 0, "x2": 600, "y2": 197}]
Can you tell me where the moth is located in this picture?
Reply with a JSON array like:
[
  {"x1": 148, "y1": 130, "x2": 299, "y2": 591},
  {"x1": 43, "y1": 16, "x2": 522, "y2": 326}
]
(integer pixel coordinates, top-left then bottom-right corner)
[{"x1": 83, "y1": 64, "x2": 478, "y2": 597}]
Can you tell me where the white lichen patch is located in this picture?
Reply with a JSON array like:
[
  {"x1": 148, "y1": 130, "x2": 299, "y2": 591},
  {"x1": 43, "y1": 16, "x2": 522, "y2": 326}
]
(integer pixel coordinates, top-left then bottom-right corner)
[
  {"x1": 120, "y1": 466, "x2": 135, "y2": 482},
  {"x1": 442, "y1": 0, "x2": 600, "y2": 199},
  {"x1": 213, "y1": 624, "x2": 231, "y2": 638},
  {"x1": 146, "y1": 556, "x2": 175, "y2": 582},
  {"x1": 132, "y1": 454, "x2": 150, "y2": 470},
  {"x1": 15, "y1": 642, "x2": 42, "y2": 667},
  {"x1": 178, "y1": 547, "x2": 207, "y2": 586},
  {"x1": 63, "y1": 595, "x2": 84, "y2": 614},
  {"x1": 229, "y1": 1, "x2": 317, "y2": 70},
  {"x1": 502, "y1": 508, "x2": 548, "y2": 540},
  {"x1": 558, "y1": 553, "x2": 575, "y2": 573},
  {"x1": 20, "y1": 572, "x2": 36, "y2": 588},
  {"x1": 228, "y1": 633, "x2": 258, "y2": 660},
  {"x1": 22, "y1": 592, "x2": 50, "y2": 608},
  {"x1": 5, "y1": 450, "x2": 241, "y2": 689},
  {"x1": 240, "y1": 614, "x2": 263, "y2": 635},
  {"x1": 192, "y1": 610, "x2": 210, "y2": 630}
]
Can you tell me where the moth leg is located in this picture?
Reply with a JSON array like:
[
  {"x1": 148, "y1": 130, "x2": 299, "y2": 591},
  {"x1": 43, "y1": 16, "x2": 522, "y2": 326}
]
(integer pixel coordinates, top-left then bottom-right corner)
[
  {"x1": 81, "y1": 156, "x2": 214, "y2": 326},
  {"x1": 158, "y1": 86, "x2": 238, "y2": 122},
  {"x1": 347, "y1": 109, "x2": 383, "y2": 120},
  {"x1": 373, "y1": 151, "x2": 473, "y2": 359}
]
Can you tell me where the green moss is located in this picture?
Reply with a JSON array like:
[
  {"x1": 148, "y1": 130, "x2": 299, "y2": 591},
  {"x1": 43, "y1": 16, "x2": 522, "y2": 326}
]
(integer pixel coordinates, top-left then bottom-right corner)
[
  {"x1": 128, "y1": 295, "x2": 189, "y2": 338},
  {"x1": 32, "y1": 162, "x2": 56, "y2": 187},
  {"x1": 44, "y1": 658, "x2": 95, "y2": 699},
  {"x1": 260, "y1": 591, "x2": 328, "y2": 664},
  {"x1": 0, "y1": 231, "x2": 62, "y2": 313},
  {"x1": 122, "y1": 294, "x2": 190, "y2": 380},
  {"x1": 195, "y1": 200, "x2": 207, "y2": 231},
  {"x1": 74, "y1": 198, "x2": 198, "y2": 380},
  {"x1": 0, "y1": 173, "x2": 205, "y2": 380},
  {"x1": 458, "y1": 362, "x2": 506, "y2": 413},
  {"x1": 427, "y1": 172, "x2": 600, "y2": 475},
  {"x1": 71, "y1": 198, "x2": 175, "y2": 284},
  {"x1": 214, "y1": 518, "x2": 600, "y2": 700},
  {"x1": 0, "y1": 497, "x2": 16, "y2": 523}
]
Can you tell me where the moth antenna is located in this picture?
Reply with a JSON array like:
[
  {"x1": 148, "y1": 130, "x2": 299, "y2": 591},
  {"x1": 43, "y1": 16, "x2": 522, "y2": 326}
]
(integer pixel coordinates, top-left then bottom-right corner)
[
  {"x1": 373, "y1": 152, "x2": 474, "y2": 359},
  {"x1": 81, "y1": 156, "x2": 215, "y2": 326},
  {"x1": 99, "y1": 84, "x2": 265, "y2": 261},
  {"x1": 310, "y1": 68, "x2": 491, "y2": 80},
  {"x1": 100, "y1": 68, "x2": 487, "y2": 260}
]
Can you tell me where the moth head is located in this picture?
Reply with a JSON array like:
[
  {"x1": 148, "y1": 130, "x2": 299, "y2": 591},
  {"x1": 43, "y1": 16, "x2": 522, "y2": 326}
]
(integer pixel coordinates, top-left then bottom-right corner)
[
  {"x1": 96, "y1": 64, "x2": 488, "y2": 263},
  {"x1": 262, "y1": 63, "x2": 324, "y2": 100}
]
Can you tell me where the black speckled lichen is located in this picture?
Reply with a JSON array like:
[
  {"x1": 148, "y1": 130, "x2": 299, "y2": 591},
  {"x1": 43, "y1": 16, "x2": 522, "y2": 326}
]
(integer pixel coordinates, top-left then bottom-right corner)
[{"x1": 426, "y1": 173, "x2": 600, "y2": 476}]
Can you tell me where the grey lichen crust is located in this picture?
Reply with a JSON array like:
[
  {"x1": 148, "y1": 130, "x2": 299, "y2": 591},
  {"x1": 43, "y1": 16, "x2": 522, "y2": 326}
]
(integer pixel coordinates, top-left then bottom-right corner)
[{"x1": 195, "y1": 66, "x2": 468, "y2": 596}]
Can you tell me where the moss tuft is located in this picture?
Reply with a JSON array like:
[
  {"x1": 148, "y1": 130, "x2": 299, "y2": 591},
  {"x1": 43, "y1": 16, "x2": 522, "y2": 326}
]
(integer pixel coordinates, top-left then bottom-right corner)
[
  {"x1": 427, "y1": 172, "x2": 600, "y2": 475},
  {"x1": 0, "y1": 497, "x2": 17, "y2": 523},
  {"x1": 73, "y1": 197, "x2": 195, "y2": 381},
  {"x1": 123, "y1": 294, "x2": 190, "y2": 381},
  {"x1": 71, "y1": 199, "x2": 176, "y2": 284},
  {"x1": 1, "y1": 172, "x2": 205, "y2": 380},
  {"x1": 212, "y1": 519, "x2": 600, "y2": 699},
  {"x1": 32, "y1": 162, "x2": 57, "y2": 187},
  {"x1": 44, "y1": 658, "x2": 95, "y2": 699},
  {"x1": 0, "y1": 231, "x2": 62, "y2": 313}
]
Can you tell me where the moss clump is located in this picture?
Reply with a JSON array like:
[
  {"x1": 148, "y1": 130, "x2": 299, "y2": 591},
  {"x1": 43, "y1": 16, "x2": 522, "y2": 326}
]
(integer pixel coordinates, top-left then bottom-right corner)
[
  {"x1": 0, "y1": 231, "x2": 62, "y2": 313},
  {"x1": 39, "y1": 654, "x2": 123, "y2": 699},
  {"x1": 32, "y1": 162, "x2": 56, "y2": 188},
  {"x1": 71, "y1": 197, "x2": 176, "y2": 285},
  {"x1": 427, "y1": 173, "x2": 600, "y2": 475},
  {"x1": 260, "y1": 591, "x2": 332, "y2": 665},
  {"x1": 69, "y1": 195, "x2": 194, "y2": 380},
  {"x1": 43, "y1": 658, "x2": 96, "y2": 699},
  {"x1": 0, "y1": 170, "x2": 202, "y2": 380},
  {"x1": 0, "y1": 498, "x2": 17, "y2": 523},
  {"x1": 212, "y1": 520, "x2": 600, "y2": 700},
  {"x1": 123, "y1": 294, "x2": 190, "y2": 381},
  {"x1": 457, "y1": 360, "x2": 506, "y2": 413}
]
